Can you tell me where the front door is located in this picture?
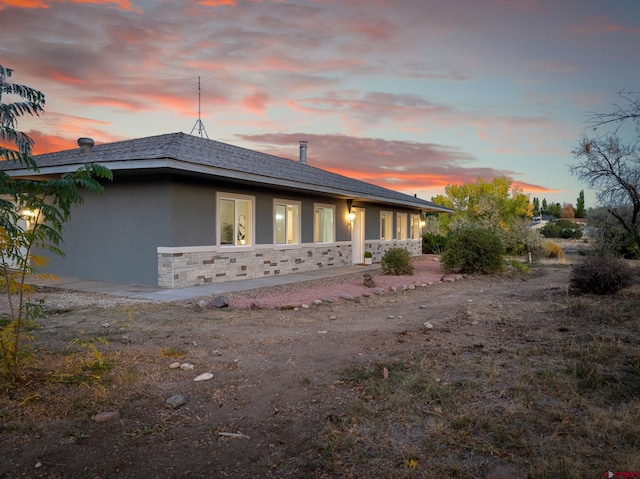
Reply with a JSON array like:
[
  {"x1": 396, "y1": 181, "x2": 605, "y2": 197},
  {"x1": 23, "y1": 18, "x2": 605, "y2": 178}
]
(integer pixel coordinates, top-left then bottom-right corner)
[{"x1": 351, "y1": 207, "x2": 365, "y2": 264}]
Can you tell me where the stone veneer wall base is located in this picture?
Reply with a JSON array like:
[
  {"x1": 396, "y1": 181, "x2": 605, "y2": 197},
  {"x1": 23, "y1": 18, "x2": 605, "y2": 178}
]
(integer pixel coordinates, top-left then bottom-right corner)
[{"x1": 158, "y1": 240, "x2": 422, "y2": 288}]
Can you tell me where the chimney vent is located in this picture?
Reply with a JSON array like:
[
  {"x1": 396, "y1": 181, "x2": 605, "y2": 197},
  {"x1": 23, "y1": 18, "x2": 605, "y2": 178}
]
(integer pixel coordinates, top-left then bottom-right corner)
[
  {"x1": 299, "y1": 140, "x2": 307, "y2": 165},
  {"x1": 78, "y1": 137, "x2": 95, "y2": 154}
]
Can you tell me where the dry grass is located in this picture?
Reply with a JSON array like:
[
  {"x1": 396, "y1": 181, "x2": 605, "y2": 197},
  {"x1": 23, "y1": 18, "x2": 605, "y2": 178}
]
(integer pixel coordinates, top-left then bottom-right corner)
[
  {"x1": 311, "y1": 278, "x2": 640, "y2": 478},
  {"x1": 544, "y1": 240, "x2": 566, "y2": 259},
  {"x1": 1, "y1": 258, "x2": 639, "y2": 478}
]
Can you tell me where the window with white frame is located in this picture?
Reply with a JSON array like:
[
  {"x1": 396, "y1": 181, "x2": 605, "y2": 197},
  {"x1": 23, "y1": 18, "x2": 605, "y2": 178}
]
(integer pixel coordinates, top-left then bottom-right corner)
[
  {"x1": 274, "y1": 200, "x2": 300, "y2": 245},
  {"x1": 410, "y1": 214, "x2": 421, "y2": 239},
  {"x1": 218, "y1": 193, "x2": 253, "y2": 247},
  {"x1": 314, "y1": 204, "x2": 335, "y2": 243},
  {"x1": 380, "y1": 211, "x2": 393, "y2": 241},
  {"x1": 397, "y1": 213, "x2": 408, "y2": 240}
]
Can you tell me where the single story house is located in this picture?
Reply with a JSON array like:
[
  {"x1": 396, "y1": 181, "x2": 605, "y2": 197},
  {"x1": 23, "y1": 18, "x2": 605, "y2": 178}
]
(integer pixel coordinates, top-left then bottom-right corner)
[{"x1": 2, "y1": 132, "x2": 452, "y2": 287}]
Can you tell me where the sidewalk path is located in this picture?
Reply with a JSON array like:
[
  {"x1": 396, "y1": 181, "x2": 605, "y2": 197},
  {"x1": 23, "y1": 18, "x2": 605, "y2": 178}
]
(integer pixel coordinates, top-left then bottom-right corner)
[{"x1": 27, "y1": 264, "x2": 380, "y2": 302}]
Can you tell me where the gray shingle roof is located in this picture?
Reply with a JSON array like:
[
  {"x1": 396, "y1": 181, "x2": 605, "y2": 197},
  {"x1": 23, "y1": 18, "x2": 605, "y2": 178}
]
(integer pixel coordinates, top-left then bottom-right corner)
[{"x1": 1, "y1": 132, "x2": 452, "y2": 212}]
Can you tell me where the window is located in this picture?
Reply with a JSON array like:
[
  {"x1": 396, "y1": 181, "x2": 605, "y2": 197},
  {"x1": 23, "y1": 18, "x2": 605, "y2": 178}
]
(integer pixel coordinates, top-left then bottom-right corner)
[
  {"x1": 275, "y1": 200, "x2": 300, "y2": 245},
  {"x1": 218, "y1": 194, "x2": 253, "y2": 247},
  {"x1": 397, "y1": 213, "x2": 407, "y2": 240},
  {"x1": 410, "y1": 214, "x2": 421, "y2": 239},
  {"x1": 314, "y1": 204, "x2": 335, "y2": 243},
  {"x1": 380, "y1": 211, "x2": 393, "y2": 241}
]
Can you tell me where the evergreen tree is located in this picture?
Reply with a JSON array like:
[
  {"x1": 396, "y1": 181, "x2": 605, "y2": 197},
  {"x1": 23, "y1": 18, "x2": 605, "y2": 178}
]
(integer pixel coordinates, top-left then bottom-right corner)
[{"x1": 575, "y1": 190, "x2": 586, "y2": 218}]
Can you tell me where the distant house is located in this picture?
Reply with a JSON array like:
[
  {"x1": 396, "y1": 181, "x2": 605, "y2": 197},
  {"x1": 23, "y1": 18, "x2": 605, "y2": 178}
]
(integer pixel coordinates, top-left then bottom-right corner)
[
  {"x1": 531, "y1": 214, "x2": 556, "y2": 229},
  {"x1": 1, "y1": 133, "x2": 452, "y2": 287}
]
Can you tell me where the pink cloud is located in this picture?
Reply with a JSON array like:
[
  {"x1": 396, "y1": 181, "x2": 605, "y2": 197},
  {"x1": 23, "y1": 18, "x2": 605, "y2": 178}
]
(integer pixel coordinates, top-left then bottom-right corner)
[
  {"x1": 0, "y1": 0, "x2": 137, "y2": 10},
  {"x1": 240, "y1": 92, "x2": 270, "y2": 115}
]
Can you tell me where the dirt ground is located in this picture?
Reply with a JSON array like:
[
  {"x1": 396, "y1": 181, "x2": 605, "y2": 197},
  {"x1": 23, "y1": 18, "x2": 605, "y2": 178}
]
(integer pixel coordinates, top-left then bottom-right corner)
[{"x1": 1, "y1": 248, "x2": 638, "y2": 478}]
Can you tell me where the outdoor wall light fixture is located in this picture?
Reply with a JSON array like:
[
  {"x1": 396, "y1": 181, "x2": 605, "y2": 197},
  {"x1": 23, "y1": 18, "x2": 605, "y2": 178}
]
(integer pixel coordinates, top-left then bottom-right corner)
[{"x1": 346, "y1": 199, "x2": 355, "y2": 223}]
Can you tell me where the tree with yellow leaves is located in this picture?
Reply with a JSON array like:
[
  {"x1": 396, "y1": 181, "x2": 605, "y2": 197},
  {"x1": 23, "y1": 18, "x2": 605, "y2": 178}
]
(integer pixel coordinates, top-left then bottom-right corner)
[{"x1": 432, "y1": 177, "x2": 538, "y2": 257}]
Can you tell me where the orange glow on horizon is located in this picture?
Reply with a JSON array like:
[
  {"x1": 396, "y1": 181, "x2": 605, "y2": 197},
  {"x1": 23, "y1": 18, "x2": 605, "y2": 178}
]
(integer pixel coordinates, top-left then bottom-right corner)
[
  {"x1": 0, "y1": 0, "x2": 48, "y2": 7},
  {"x1": 0, "y1": 0, "x2": 136, "y2": 10}
]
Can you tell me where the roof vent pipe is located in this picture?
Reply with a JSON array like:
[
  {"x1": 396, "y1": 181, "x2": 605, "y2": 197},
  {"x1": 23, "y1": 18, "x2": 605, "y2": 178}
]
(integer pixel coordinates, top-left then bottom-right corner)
[
  {"x1": 78, "y1": 137, "x2": 95, "y2": 154},
  {"x1": 299, "y1": 140, "x2": 307, "y2": 165}
]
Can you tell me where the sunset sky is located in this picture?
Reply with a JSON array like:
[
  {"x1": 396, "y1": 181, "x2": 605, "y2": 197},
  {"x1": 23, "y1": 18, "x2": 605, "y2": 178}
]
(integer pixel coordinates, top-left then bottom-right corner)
[{"x1": 1, "y1": 0, "x2": 639, "y2": 207}]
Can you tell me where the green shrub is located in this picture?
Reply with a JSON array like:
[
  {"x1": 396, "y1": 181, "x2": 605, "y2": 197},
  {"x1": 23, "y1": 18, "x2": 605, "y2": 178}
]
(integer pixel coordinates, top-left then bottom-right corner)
[
  {"x1": 500, "y1": 218, "x2": 544, "y2": 258},
  {"x1": 541, "y1": 220, "x2": 582, "y2": 239},
  {"x1": 505, "y1": 259, "x2": 530, "y2": 273},
  {"x1": 422, "y1": 232, "x2": 447, "y2": 254},
  {"x1": 441, "y1": 228, "x2": 504, "y2": 274},
  {"x1": 569, "y1": 254, "x2": 634, "y2": 295},
  {"x1": 540, "y1": 222, "x2": 562, "y2": 238},
  {"x1": 380, "y1": 247, "x2": 415, "y2": 275}
]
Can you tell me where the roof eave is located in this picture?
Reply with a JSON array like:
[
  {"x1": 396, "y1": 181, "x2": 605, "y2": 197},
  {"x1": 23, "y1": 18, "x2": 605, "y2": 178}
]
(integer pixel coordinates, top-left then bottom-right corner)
[{"x1": 6, "y1": 158, "x2": 453, "y2": 213}]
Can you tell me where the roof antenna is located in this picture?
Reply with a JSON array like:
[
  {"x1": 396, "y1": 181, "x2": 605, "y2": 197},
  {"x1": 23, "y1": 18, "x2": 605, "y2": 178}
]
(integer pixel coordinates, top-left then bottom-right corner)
[{"x1": 190, "y1": 76, "x2": 209, "y2": 139}]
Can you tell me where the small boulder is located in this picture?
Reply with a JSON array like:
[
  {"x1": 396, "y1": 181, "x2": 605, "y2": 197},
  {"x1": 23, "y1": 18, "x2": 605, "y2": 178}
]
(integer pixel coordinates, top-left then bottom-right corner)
[
  {"x1": 166, "y1": 395, "x2": 187, "y2": 409},
  {"x1": 340, "y1": 293, "x2": 355, "y2": 301},
  {"x1": 363, "y1": 273, "x2": 376, "y2": 288},
  {"x1": 93, "y1": 411, "x2": 120, "y2": 423},
  {"x1": 194, "y1": 372, "x2": 214, "y2": 382},
  {"x1": 197, "y1": 299, "x2": 209, "y2": 309},
  {"x1": 211, "y1": 296, "x2": 229, "y2": 308}
]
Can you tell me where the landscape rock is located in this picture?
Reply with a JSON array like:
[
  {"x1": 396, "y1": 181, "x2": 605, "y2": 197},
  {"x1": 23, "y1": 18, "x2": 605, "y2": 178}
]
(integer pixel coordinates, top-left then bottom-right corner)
[
  {"x1": 279, "y1": 303, "x2": 299, "y2": 310},
  {"x1": 169, "y1": 362, "x2": 181, "y2": 369},
  {"x1": 210, "y1": 349, "x2": 223, "y2": 356},
  {"x1": 301, "y1": 304, "x2": 310, "y2": 309},
  {"x1": 180, "y1": 363, "x2": 194, "y2": 370},
  {"x1": 197, "y1": 299, "x2": 208, "y2": 309},
  {"x1": 194, "y1": 372, "x2": 214, "y2": 382},
  {"x1": 340, "y1": 293, "x2": 355, "y2": 301},
  {"x1": 373, "y1": 288, "x2": 386, "y2": 295},
  {"x1": 166, "y1": 395, "x2": 187, "y2": 409},
  {"x1": 441, "y1": 274, "x2": 464, "y2": 282},
  {"x1": 419, "y1": 305, "x2": 428, "y2": 309},
  {"x1": 93, "y1": 411, "x2": 120, "y2": 423},
  {"x1": 423, "y1": 322, "x2": 434, "y2": 329},
  {"x1": 363, "y1": 273, "x2": 376, "y2": 288},
  {"x1": 211, "y1": 296, "x2": 229, "y2": 308},
  {"x1": 329, "y1": 314, "x2": 337, "y2": 320},
  {"x1": 313, "y1": 299, "x2": 323, "y2": 305}
]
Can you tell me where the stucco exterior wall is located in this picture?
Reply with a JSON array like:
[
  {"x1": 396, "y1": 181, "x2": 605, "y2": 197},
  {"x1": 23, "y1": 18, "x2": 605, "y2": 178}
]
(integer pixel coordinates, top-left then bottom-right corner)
[
  {"x1": 40, "y1": 170, "x2": 425, "y2": 288},
  {"x1": 43, "y1": 175, "x2": 173, "y2": 286}
]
